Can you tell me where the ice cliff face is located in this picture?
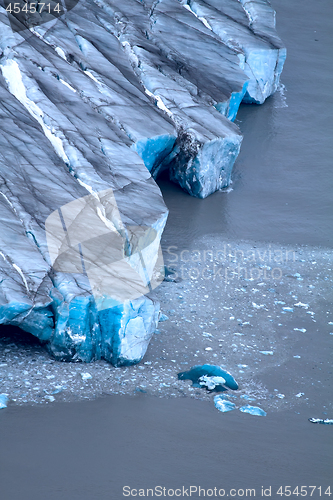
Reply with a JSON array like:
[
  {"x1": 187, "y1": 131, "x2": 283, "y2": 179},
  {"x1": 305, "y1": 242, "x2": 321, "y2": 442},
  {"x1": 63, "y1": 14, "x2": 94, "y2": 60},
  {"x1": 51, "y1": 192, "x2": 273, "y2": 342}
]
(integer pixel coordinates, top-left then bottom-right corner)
[{"x1": 0, "y1": 0, "x2": 285, "y2": 365}]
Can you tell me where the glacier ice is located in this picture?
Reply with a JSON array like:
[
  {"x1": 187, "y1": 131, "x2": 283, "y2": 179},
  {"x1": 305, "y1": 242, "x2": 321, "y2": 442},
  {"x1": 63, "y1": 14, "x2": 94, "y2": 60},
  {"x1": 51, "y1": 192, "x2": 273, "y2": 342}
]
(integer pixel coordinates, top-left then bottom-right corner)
[
  {"x1": 0, "y1": 393, "x2": 8, "y2": 409},
  {"x1": 199, "y1": 375, "x2": 226, "y2": 390},
  {"x1": 0, "y1": 0, "x2": 285, "y2": 365},
  {"x1": 308, "y1": 418, "x2": 333, "y2": 425},
  {"x1": 178, "y1": 364, "x2": 238, "y2": 390},
  {"x1": 239, "y1": 405, "x2": 267, "y2": 416},
  {"x1": 214, "y1": 395, "x2": 236, "y2": 413}
]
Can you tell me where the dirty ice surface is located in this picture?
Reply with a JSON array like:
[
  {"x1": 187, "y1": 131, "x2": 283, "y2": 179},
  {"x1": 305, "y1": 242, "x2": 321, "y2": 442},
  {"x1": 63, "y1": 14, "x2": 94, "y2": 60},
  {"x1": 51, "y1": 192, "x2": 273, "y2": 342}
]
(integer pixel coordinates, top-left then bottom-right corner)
[{"x1": 1, "y1": 237, "x2": 332, "y2": 421}]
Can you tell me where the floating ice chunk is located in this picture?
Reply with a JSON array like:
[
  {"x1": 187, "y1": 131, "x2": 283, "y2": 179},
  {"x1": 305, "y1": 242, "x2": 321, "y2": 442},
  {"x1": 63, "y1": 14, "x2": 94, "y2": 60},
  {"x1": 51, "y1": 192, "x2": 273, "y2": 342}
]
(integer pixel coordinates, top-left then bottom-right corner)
[
  {"x1": 0, "y1": 394, "x2": 8, "y2": 409},
  {"x1": 252, "y1": 302, "x2": 265, "y2": 309},
  {"x1": 259, "y1": 350, "x2": 274, "y2": 355},
  {"x1": 199, "y1": 375, "x2": 226, "y2": 390},
  {"x1": 295, "y1": 393, "x2": 304, "y2": 398},
  {"x1": 81, "y1": 373, "x2": 92, "y2": 381},
  {"x1": 275, "y1": 301, "x2": 286, "y2": 305},
  {"x1": 178, "y1": 365, "x2": 238, "y2": 390},
  {"x1": 294, "y1": 328, "x2": 307, "y2": 333},
  {"x1": 309, "y1": 418, "x2": 333, "y2": 425},
  {"x1": 294, "y1": 302, "x2": 309, "y2": 309},
  {"x1": 282, "y1": 307, "x2": 294, "y2": 312},
  {"x1": 214, "y1": 396, "x2": 236, "y2": 413},
  {"x1": 276, "y1": 394, "x2": 285, "y2": 399},
  {"x1": 52, "y1": 386, "x2": 66, "y2": 395},
  {"x1": 293, "y1": 355, "x2": 301, "y2": 359},
  {"x1": 45, "y1": 395, "x2": 55, "y2": 402},
  {"x1": 239, "y1": 405, "x2": 266, "y2": 416},
  {"x1": 159, "y1": 314, "x2": 169, "y2": 322},
  {"x1": 205, "y1": 347, "x2": 213, "y2": 351}
]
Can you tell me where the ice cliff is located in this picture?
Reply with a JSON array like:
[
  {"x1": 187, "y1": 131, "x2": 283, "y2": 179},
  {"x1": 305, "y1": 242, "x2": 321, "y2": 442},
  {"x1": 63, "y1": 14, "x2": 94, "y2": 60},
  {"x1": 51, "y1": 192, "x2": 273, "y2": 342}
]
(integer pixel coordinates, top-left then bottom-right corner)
[{"x1": 0, "y1": 0, "x2": 285, "y2": 365}]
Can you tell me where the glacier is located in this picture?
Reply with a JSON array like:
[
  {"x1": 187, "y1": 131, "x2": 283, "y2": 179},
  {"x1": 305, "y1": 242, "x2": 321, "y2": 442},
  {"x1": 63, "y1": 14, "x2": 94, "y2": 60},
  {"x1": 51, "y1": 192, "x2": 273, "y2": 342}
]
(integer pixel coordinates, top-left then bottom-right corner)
[{"x1": 0, "y1": 0, "x2": 285, "y2": 365}]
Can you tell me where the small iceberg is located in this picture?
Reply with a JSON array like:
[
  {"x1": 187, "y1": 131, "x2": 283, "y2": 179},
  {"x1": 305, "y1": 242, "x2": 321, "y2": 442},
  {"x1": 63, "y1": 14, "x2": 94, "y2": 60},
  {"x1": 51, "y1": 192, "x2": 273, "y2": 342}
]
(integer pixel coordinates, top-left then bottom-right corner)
[
  {"x1": 309, "y1": 418, "x2": 333, "y2": 425},
  {"x1": 81, "y1": 373, "x2": 92, "y2": 381},
  {"x1": 178, "y1": 365, "x2": 238, "y2": 391},
  {"x1": 52, "y1": 386, "x2": 66, "y2": 395},
  {"x1": 239, "y1": 405, "x2": 267, "y2": 416},
  {"x1": 214, "y1": 396, "x2": 236, "y2": 413},
  {"x1": 0, "y1": 394, "x2": 8, "y2": 409},
  {"x1": 159, "y1": 314, "x2": 169, "y2": 322}
]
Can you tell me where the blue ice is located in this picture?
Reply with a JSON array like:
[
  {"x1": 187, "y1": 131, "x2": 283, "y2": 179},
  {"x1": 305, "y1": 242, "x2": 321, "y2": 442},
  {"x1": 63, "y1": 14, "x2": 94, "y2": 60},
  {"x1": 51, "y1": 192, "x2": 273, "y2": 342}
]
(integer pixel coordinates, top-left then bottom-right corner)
[
  {"x1": 0, "y1": 394, "x2": 8, "y2": 409},
  {"x1": 214, "y1": 395, "x2": 236, "y2": 413},
  {"x1": 240, "y1": 405, "x2": 267, "y2": 416},
  {"x1": 178, "y1": 365, "x2": 238, "y2": 391}
]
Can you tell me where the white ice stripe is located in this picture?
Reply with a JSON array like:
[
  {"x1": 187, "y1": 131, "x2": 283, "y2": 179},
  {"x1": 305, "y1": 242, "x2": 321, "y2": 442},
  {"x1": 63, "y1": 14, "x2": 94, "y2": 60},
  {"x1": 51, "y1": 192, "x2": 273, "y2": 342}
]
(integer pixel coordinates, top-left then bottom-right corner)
[
  {"x1": 0, "y1": 60, "x2": 69, "y2": 164},
  {"x1": 0, "y1": 251, "x2": 7, "y2": 262},
  {"x1": 0, "y1": 192, "x2": 14, "y2": 209},
  {"x1": 12, "y1": 264, "x2": 30, "y2": 292},
  {"x1": 55, "y1": 47, "x2": 67, "y2": 60},
  {"x1": 237, "y1": 0, "x2": 254, "y2": 25},
  {"x1": 182, "y1": 3, "x2": 212, "y2": 31},
  {"x1": 144, "y1": 88, "x2": 173, "y2": 117},
  {"x1": 76, "y1": 178, "x2": 99, "y2": 200},
  {"x1": 96, "y1": 206, "x2": 118, "y2": 233},
  {"x1": 199, "y1": 16, "x2": 212, "y2": 31},
  {"x1": 29, "y1": 27, "x2": 43, "y2": 39},
  {"x1": 119, "y1": 40, "x2": 173, "y2": 117},
  {"x1": 59, "y1": 79, "x2": 77, "y2": 93},
  {"x1": 84, "y1": 70, "x2": 99, "y2": 83},
  {"x1": 183, "y1": 4, "x2": 193, "y2": 13}
]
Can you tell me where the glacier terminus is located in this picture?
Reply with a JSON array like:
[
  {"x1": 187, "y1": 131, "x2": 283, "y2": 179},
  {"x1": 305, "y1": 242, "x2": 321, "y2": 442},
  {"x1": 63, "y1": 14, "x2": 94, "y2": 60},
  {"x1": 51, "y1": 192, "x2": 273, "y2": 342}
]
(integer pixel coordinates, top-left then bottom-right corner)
[{"x1": 0, "y1": 0, "x2": 286, "y2": 365}]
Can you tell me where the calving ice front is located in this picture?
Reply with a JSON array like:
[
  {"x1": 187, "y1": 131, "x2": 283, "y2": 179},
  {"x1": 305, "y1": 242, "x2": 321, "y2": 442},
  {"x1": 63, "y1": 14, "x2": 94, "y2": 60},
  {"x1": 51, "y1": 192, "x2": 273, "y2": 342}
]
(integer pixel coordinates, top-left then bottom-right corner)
[{"x1": 0, "y1": 0, "x2": 285, "y2": 366}]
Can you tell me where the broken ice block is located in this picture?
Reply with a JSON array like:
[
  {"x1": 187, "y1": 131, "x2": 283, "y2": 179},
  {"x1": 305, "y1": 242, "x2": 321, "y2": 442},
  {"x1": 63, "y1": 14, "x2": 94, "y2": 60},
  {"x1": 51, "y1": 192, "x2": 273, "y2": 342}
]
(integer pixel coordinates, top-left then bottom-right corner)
[
  {"x1": 214, "y1": 395, "x2": 236, "y2": 413},
  {"x1": 239, "y1": 405, "x2": 266, "y2": 416}
]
